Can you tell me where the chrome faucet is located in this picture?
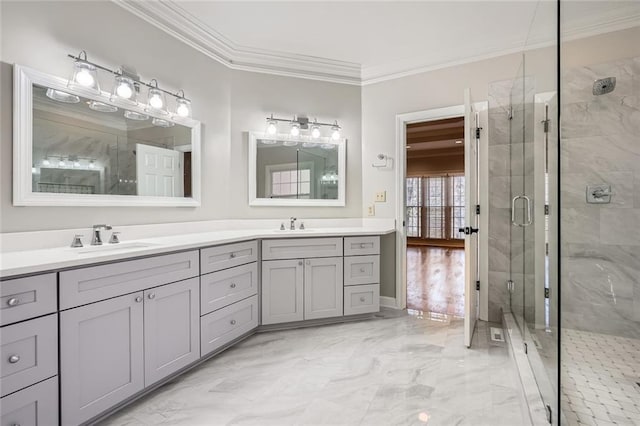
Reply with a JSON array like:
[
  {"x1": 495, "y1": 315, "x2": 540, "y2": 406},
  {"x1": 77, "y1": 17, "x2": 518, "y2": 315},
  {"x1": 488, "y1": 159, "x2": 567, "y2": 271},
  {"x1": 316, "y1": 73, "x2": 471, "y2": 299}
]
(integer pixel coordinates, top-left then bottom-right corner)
[
  {"x1": 91, "y1": 224, "x2": 112, "y2": 245},
  {"x1": 290, "y1": 217, "x2": 297, "y2": 230}
]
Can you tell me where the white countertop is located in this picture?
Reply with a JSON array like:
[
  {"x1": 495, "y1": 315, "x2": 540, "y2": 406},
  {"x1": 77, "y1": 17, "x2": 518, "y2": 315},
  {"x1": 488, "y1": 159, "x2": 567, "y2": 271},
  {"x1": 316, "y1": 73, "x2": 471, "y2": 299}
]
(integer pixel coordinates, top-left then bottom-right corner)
[{"x1": 0, "y1": 225, "x2": 395, "y2": 278}]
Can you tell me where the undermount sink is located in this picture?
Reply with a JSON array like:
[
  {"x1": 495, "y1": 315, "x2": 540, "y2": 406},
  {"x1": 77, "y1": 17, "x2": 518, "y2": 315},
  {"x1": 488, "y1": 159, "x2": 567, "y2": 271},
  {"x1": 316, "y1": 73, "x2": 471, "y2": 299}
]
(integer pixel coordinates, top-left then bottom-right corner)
[{"x1": 69, "y1": 242, "x2": 160, "y2": 254}]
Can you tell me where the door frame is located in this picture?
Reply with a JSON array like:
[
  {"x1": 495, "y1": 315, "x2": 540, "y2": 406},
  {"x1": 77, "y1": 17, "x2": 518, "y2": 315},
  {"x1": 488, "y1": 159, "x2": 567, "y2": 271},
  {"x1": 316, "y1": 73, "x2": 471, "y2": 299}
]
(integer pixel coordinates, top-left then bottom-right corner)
[{"x1": 394, "y1": 104, "x2": 489, "y2": 321}]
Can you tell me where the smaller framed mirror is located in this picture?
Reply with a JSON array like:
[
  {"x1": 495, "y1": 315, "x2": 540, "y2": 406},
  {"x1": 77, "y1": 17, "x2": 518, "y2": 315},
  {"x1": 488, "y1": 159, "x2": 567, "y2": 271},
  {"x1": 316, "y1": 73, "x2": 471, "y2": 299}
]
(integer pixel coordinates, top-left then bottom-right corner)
[
  {"x1": 248, "y1": 131, "x2": 346, "y2": 206},
  {"x1": 13, "y1": 65, "x2": 201, "y2": 207}
]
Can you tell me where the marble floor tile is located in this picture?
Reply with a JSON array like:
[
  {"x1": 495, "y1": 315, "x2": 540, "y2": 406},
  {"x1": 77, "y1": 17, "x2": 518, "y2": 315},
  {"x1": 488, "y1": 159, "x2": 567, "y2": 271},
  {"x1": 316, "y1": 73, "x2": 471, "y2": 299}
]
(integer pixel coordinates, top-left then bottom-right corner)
[{"x1": 99, "y1": 314, "x2": 526, "y2": 426}]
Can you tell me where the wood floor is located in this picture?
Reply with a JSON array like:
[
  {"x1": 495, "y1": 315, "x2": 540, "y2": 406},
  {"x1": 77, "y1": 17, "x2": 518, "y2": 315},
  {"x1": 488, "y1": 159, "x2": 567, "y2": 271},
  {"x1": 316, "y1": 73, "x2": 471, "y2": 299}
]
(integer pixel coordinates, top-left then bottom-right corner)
[{"x1": 406, "y1": 246, "x2": 465, "y2": 317}]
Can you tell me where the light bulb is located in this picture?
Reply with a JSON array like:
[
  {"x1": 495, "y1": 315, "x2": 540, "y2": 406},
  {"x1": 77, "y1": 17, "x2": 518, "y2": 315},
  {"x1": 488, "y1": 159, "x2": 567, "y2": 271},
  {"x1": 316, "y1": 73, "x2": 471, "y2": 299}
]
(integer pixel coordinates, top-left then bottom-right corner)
[
  {"x1": 149, "y1": 93, "x2": 163, "y2": 109},
  {"x1": 58, "y1": 159, "x2": 66, "y2": 167},
  {"x1": 290, "y1": 122, "x2": 300, "y2": 137},
  {"x1": 331, "y1": 129, "x2": 340, "y2": 140},
  {"x1": 74, "y1": 160, "x2": 81, "y2": 168},
  {"x1": 89, "y1": 161, "x2": 95, "y2": 169},
  {"x1": 116, "y1": 83, "x2": 133, "y2": 99},
  {"x1": 75, "y1": 68, "x2": 95, "y2": 87},
  {"x1": 176, "y1": 103, "x2": 190, "y2": 117},
  {"x1": 42, "y1": 158, "x2": 51, "y2": 166},
  {"x1": 311, "y1": 125, "x2": 321, "y2": 139},
  {"x1": 267, "y1": 121, "x2": 277, "y2": 135}
]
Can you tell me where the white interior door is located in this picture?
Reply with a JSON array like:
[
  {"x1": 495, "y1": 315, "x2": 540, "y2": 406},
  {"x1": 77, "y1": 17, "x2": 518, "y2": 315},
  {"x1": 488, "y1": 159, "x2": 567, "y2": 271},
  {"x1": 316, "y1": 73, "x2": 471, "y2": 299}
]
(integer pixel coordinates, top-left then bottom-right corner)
[
  {"x1": 136, "y1": 143, "x2": 184, "y2": 197},
  {"x1": 463, "y1": 89, "x2": 479, "y2": 348}
]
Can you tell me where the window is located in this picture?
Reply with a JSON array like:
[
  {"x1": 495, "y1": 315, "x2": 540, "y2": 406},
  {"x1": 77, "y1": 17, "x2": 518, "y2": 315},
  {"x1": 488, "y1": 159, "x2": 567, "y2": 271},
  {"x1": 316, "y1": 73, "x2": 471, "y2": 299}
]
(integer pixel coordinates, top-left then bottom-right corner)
[
  {"x1": 406, "y1": 174, "x2": 465, "y2": 241},
  {"x1": 270, "y1": 168, "x2": 311, "y2": 199}
]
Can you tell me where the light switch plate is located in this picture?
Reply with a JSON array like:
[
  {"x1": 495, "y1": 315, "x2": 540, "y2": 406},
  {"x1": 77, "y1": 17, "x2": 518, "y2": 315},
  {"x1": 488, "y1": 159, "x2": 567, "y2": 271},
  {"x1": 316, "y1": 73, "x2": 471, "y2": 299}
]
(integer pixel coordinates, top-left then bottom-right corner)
[
  {"x1": 367, "y1": 205, "x2": 375, "y2": 216},
  {"x1": 375, "y1": 191, "x2": 386, "y2": 202}
]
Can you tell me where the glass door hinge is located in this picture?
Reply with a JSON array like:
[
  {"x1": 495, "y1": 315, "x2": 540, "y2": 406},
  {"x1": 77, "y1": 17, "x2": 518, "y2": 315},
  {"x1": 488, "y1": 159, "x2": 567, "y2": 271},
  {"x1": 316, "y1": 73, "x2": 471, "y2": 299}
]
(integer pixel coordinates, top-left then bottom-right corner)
[
  {"x1": 476, "y1": 205, "x2": 480, "y2": 215},
  {"x1": 544, "y1": 288, "x2": 550, "y2": 299},
  {"x1": 476, "y1": 281, "x2": 480, "y2": 291},
  {"x1": 506, "y1": 280, "x2": 514, "y2": 292},
  {"x1": 544, "y1": 204, "x2": 550, "y2": 215},
  {"x1": 475, "y1": 127, "x2": 482, "y2": 139}
]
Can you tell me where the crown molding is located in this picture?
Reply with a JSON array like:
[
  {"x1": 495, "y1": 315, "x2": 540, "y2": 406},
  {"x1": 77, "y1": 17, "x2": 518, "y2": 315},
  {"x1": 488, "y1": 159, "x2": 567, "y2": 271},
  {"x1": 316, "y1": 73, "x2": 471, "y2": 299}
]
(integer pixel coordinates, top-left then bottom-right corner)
[
  {"x1": 113, "y1": 0, "x2": 640, "y2": 87},
  {"x1": 112, "y1": 0, "x2": 361, "y2": 85}
]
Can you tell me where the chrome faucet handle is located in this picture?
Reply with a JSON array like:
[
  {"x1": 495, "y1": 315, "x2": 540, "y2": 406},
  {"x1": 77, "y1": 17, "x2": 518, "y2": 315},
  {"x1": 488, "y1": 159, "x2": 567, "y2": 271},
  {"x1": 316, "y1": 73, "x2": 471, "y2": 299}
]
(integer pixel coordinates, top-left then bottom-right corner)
[
  {"x1": 299, "y1": 222, "x2": 305, "y2": 230},
  {"x1": 109, "y1": 232, "x2": 121, "y2": 244},
  {"x1": 280, "y1": 223, "x2": 285, "y2": 231},
  {"x1": 70, "y1": 234, "x2": 84, "y2": 248}
]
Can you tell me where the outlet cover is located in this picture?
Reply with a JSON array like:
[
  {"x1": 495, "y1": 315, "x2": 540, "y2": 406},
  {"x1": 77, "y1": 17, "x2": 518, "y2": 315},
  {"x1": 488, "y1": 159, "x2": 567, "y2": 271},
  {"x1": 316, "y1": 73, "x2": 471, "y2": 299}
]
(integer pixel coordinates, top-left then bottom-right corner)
[
  {"x1": 367, "y1": 205, "x2": 375, "y2": 216},
  {"x1": 375, "y1": 191, "x2": 387, "y2": 202}
]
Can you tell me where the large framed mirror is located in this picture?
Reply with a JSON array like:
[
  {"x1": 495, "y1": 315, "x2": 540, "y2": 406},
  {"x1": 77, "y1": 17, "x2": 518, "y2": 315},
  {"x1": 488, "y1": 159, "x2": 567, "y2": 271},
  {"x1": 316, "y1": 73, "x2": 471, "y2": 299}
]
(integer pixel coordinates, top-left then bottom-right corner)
[
  {"x1": 13, "y1": 65, "x2": 201, "y2": 207},
  {"x1": 248, "y1": 131, "x2": 346, "y2": 206}
]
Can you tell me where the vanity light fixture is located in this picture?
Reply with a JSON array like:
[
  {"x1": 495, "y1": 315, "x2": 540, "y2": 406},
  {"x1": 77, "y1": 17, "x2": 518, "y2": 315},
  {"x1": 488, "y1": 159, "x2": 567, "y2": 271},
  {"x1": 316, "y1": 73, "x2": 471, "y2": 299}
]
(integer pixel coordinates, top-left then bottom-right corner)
[
  {"x1": 45, "y1": 88, "x2": 80, "y2": 104},
  {"x1": 265, "y1": 115, "x2": 342, "y2": 140},
  {"x1": 68, "y1": 51, "x2": 100, "y2": 94},
  {"x1": 65, "y1": 51, "x2": 194, "y2": 117}
]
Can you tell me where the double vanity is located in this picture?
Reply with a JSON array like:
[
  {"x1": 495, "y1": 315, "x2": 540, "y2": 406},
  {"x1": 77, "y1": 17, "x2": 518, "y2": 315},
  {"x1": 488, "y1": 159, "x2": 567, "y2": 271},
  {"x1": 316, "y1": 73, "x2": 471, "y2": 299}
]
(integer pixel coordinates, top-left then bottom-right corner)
[{"x1": 0, "y1": 227, "x2": 389, "y2": 426}]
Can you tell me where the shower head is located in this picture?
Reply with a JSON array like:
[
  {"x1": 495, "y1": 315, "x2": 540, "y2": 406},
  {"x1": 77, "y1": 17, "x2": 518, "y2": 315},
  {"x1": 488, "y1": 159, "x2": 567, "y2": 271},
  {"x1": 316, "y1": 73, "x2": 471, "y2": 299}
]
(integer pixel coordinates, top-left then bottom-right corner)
[{"x1": 593, "y1": 77, "x2": 616, "y2": 96}]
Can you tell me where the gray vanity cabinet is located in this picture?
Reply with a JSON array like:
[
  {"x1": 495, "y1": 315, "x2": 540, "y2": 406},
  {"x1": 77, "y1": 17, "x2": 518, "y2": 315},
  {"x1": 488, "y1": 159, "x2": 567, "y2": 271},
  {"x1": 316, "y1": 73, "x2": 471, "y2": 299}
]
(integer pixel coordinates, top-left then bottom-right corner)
[
  {"x1": 303, "y1": 257, "x2": 343, "y2": 320},
  {"x1": 60, "y1": 292, "x2": 144, "y2": 426},
  {"x1": 261, "y1": 259, "x2": 304, "y2": 325},
  {"x1": 144, "y1": 278, "x2": 199, "y2": 386}
]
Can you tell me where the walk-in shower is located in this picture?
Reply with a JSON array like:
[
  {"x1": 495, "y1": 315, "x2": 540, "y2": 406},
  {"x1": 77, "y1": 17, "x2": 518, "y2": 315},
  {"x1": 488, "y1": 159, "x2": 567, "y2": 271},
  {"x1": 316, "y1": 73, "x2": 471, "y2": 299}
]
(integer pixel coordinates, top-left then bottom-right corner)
[{"x1": 492, "y1": 1, "x2": 640, "y2": 424}]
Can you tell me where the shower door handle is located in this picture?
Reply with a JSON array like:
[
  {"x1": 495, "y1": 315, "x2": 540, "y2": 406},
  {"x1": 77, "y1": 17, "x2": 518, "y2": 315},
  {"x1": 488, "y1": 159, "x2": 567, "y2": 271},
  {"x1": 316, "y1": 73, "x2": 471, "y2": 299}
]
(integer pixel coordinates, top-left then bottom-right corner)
[{"x1": 512, "y1": 195, "x2": 532, "y2": 227}]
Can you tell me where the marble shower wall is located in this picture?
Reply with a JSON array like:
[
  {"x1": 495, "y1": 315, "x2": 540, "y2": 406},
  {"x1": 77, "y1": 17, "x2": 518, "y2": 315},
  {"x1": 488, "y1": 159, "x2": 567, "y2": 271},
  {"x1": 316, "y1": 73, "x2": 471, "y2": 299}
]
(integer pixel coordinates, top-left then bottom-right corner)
[{"x1": 561, "y1": 56, "x2": 640, "y2": 339}]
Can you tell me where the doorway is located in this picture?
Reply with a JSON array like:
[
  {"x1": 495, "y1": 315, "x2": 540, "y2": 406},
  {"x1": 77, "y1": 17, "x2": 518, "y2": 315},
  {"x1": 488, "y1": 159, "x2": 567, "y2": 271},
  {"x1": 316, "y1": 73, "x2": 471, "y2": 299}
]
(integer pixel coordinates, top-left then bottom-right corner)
[{"x1": 405, "y1": 117, "x2": 466, "y2": 316}]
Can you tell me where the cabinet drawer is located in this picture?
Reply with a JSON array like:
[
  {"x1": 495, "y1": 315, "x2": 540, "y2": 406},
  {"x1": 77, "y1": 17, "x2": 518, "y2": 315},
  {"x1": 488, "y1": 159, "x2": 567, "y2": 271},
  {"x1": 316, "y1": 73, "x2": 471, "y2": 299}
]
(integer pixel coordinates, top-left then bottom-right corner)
[
  {"x1": 262, "y1": 238, "x2": 343, "y2": 260},
  {"x1": 200, "y1": 295, "x2": 258, "y2": 357},
  {"x1": 201, "y1": 240, "x2": 258, "y2": 274},
  {"x1": 1, "y1": 314, "x2": 57, "y2": 397},
  {"x1": 344, "y1": 236, "x2": 380, "y2": 256},
  {"x1": 59, "y1": 250, "x2": 199, "y2": 309},
  {"x1": 344, "y1": 255, "x2": 380, "y2": 286},
  {"x1": 1, "y1": 274, "x2": 56, "y2": 326},
  {"x1": 201, "y1": 263, "x2": 258, "y2": 315},
  {"x1": 344, "y1": 284, "x2": 380, "y2": 316},
  {"x1": 0, "y1": 376, "x2": 58, "y2": 426}
]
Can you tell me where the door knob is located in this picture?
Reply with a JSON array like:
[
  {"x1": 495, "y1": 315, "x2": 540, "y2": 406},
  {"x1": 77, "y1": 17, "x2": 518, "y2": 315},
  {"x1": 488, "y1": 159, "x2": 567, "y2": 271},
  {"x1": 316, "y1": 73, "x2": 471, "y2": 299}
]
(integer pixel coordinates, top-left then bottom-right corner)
[{"x1": 135, "y1": 296, "x2": 143, "y2": 303}]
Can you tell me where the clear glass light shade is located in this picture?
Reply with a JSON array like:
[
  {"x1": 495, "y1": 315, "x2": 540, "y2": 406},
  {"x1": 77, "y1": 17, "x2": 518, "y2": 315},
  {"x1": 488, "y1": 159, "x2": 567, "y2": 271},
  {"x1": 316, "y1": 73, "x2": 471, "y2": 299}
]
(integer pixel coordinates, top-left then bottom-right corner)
[
  {"x1": 68, "y1": 61, "x2": 100, "y2": 93},
  {"x1": 146, "y1": 87, "x2": 168, "y2": 115},
  {"x1": 111, "y1": 75, "x2": 137, "y2": 104},
  {"x1": 124, "y1": 110, "x2": 148, "y2": 121},
  {"x1": 58, "y1": 158, "x2": 66, "y2": 167},
  {"x1": 310, "y1": 124, "x2": 321, "y2": 139},
  {"x1": 266, "y1": 120, "x2": 278, "y2": 135},
  {"x1": 46, "y1": 88, "x2": 80, "y2": 104},
  {"x1": 88, "y1": 160, "x2": 95, "y2": 169},
  {"x1": 290, "y1": 121, "x2": 301, "y2": 137},
  {"x1": 42, "y1": 157, "x2": 51, "y2": 167},
  {"x1": 330, "y1": 124, "x2": 341, "y2": 141},
  {"x1": 283, "y1": 140, "x2": 298, "y2": 147},
  {"x1": 175, "y1": 97, "x2": 192, "y2": 118},
  {"x1": 88, "y1": 101, "x2": 118, "y2": 113},
  {"x1": 152, "y1": 117, "x2": 175, "y2": 128}
]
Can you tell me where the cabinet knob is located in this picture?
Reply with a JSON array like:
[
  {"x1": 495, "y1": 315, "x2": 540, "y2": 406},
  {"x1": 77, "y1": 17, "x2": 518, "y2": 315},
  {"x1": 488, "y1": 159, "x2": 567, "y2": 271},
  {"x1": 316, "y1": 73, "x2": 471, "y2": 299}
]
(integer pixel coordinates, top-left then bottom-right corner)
[
  {"x1": 298, "y1": 261, "x2": 303, "y2": 266},
  {"x1": 359, "y1": 297, "x2": 366, "y2": 303},
  {"x1": 8, "y1": 354, "x2": 20, "y2": 364},
  {"x1": 230, "y1": 283, "x2": 236, "y2": 289},
  {"x1": 360, "y1": 243, "x2": 366, "y2": 248},
  {"x1": 7, "y1": 297, "x2": 19, "y2": 307},
  {"x1": 230, "y1": 319, "x2": 236, "y2": 325},
  {"x1": 148, "y1": 293, "x2": 156, "y2": 300},
  {"x1": 135, "y1": 296, "x2": 143, "y2": 303},
  {"x1": 229, "y1": 253, "x2": 236, "y2": 259},
  {"x1": 360, "y1": 267, "x2": 366, "y2": 273}
]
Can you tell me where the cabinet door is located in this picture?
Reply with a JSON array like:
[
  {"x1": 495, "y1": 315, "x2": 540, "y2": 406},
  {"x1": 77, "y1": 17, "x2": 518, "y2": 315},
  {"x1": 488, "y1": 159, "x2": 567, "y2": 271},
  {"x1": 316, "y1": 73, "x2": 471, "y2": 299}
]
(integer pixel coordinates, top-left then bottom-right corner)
[
  {"x1": 0, "y1": 376, "x2": 58, "y2": 426},
  {"x1": 144, "y1": 278, "x2": 200, "y2": 386},
  {"x1": 60, "y1": 292, "x2": 144, "y2": 426},
  {"x1": 261, "y1": 259, "x2": 304, "y2": 325},
  {"x1": 304, "y1": 257, "x2": 344, "y2": 320}
]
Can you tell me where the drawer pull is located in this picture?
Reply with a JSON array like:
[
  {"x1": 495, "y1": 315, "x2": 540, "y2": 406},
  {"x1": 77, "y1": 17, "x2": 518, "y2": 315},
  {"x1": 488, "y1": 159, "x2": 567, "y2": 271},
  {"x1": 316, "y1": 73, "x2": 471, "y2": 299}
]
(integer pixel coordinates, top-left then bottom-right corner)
[
  {"x1": 8, "y1": 354, "x2": 20, "y2": 364},
  {"x1": 135, "y1": 296, "x2": 143, "y2": 303},
  {"x1": 148, "y1": 293, "x2": 156, "y2": 300},
  {"x1": 230, "y1": 319, "x2": 237, "y2": 325},
  {"x1": 230, "y1": 283, "x2": 236, "y2": 289},
  {"x1": 360, "y1": 243, "x2": 366, "y2": 248},
  {"x1": 359, "y1": 297, "x2": 366, "y2": 302},
  {"x1": 229, "y1": 253, "x2": 236, "y2": 259},
  {"x1": 360, "y1": 267, "x2": 366, "y2": 273},
  {"x1": 7, "y1": 297, "x2": 20, "y2": 307}
]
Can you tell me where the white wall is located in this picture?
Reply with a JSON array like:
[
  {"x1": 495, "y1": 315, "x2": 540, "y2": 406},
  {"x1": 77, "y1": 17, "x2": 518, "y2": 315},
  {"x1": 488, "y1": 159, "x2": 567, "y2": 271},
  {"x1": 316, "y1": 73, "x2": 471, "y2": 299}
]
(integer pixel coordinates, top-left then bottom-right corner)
[{"x1": 0, "y1": 1, "x2": 362, "y2": 232}]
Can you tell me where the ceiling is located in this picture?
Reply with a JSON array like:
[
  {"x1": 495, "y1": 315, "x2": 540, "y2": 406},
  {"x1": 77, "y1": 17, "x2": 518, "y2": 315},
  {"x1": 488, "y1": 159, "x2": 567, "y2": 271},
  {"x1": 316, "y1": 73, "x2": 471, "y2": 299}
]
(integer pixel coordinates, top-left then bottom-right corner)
[
  {"x1": 115, "y1": 1, "x2": 640, "y2": 85},
  {"x1": 406, "y1": 117, "x2": 464, "y2": 157}
]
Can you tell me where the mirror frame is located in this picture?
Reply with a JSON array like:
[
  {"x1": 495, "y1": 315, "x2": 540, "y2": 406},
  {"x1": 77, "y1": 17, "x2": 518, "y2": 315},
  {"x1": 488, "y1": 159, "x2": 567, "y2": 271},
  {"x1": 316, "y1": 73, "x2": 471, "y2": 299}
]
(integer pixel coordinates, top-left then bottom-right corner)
[
  {"x1": 13, "y1": 64, "x2": 202, "y2": 207},
  {"x1": 248, "y1": 131, "x2": 346, "y2": 207}
]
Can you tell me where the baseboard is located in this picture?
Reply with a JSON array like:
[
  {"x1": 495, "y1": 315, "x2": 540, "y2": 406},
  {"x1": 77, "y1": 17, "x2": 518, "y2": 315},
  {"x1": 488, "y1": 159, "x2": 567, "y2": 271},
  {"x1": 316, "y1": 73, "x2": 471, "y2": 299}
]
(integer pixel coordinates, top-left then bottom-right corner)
[{"x1": 380, "y1": 296, "x2": 398, "y2": 308}]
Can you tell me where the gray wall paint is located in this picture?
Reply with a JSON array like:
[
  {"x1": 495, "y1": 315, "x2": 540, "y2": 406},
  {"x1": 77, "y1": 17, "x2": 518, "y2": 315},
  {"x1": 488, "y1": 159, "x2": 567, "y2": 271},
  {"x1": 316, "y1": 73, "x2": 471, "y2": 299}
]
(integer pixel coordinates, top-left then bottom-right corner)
[{"x1": 0, "y1": 1, "x2": 361, "y2": 232}]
